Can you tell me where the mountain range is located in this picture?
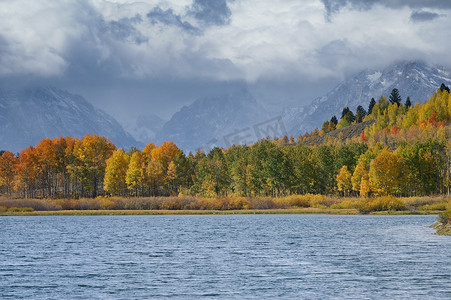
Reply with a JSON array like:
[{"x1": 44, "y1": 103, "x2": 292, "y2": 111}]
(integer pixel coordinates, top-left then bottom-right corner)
[
  {"x1": 154, "y1": 89, "x2": 271, "y2": 152},
  {"x1": 0, "y1": 87, "x2": 137, "y2": 153},
  {"x1": 1, "y1": 61, "x2": 450, "y2": 153},
  {"x1": 282, "y1": 61, "x2": 451, "y2": 136}
]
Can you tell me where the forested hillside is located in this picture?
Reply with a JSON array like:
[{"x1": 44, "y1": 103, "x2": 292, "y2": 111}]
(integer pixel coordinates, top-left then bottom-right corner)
[{"x1": 0, "y1": 86, "x2": 450, "y2": 200}]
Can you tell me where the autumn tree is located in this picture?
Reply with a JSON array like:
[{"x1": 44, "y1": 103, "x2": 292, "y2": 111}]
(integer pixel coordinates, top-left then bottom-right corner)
[
  {"x1": 0, "y1": 151, "x2": 17, "y2": 197},
  {"x1": 337, "y1": 166, "x2": 352, "y2": 196},
  {"x1": 104, "y1": 149, "x2": 130, "y2": 196},
  {"x1": 126, "y1": 151, "x2": 145, "y2": 196},
  {"x1": 35, "y1": 138, "x2": 58, "y2": 197},
  {"x1": 15, "y1": 147, "x2": 39, "y2": 198},
  {"x1": 320, "y1": 121, "x2": 330, "y2": 135},
  {"x1": 369, "y1": 149, "x2": 405, "y2": 195},
  {"x1": 166, "y1": 161, "x2": 178, "y2": 194},
  {"x1": 69, "y1": 134, "x2": 116, "y2": 197},
  {"x1": 351, "y1": 160, "x2": 367, "y2": 195},
  {"x1": 327, "y1": 121, "x2": 336, "y2": 132},
  {"x1": 360, "y1": 175, "x2": 371, "y2": 197}
]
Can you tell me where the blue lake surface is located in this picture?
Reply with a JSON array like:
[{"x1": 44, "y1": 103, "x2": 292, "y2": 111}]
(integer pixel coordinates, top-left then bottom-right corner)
[{"x1": 0, "y1": 215, "x2": 450, "y2": 299}]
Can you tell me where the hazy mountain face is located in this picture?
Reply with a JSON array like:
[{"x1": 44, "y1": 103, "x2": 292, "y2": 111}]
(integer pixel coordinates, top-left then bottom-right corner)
[
  {"x1": 0, "y1": 87, "x2": 138, "y2": 153},
  {"x1": 283, "y1": 61, "x2": 451, "y2": 136},
  {"x1": 155, "y1": 89, "x2": 284, "y2": 153},
  {"x1": 125, "y1": 113, "x2": 166, "y2": 145},
  {"x1": 2, "y1": 61, "x2": 448, "y2": 154}
]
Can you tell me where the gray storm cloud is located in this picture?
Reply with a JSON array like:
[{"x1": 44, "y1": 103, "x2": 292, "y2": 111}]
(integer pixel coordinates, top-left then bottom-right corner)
[
  {"x1": 410, "y1": 10, "x2": 443, "y2": 22},
  {"x1": 1, "y1": 0, "x2": 450, "y2": 82},
  {"x1": 0, "y1": 0, "x2": 450, "y2": 123},
  {"x1": 146, "y1": 7, "x2": 199, "y2": 34},
  {"x1": 322, "y1": 0, "x2": 451, "y2": 18},
  {"x1": 190, "y1": 0, "x2": 232, "y2": 26}
]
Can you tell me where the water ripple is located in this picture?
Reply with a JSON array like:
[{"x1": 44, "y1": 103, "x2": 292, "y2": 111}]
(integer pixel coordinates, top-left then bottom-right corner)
[{"x1": 0, "y1": 215, "x2": 450, "y2": 299}]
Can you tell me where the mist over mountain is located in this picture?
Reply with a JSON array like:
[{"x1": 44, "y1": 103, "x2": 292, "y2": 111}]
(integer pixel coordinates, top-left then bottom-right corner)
[
  {"x1": 125, "y1": 113, "x2": 166, "y2": 145},
  {"x1": 155, "y1": 89, "x2": 273, "y2": 153},
  {"x1": 283, "y1": 61, "x2": 451, "y2": 136},
  {"x1": 1, "y1": 61, "x2": 450, "y2": 154},
  {"x1": 0, "y1": 87, "x2": 138, "y2": 153}
]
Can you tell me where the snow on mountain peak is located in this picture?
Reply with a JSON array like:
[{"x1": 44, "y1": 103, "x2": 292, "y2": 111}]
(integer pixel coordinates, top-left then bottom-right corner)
[
  {"x1": 367, "y1": 71, "x2": 382, "y2": 83},
  {"x1": 283, "y1": 60, "x2": 451, "y2": 137}
]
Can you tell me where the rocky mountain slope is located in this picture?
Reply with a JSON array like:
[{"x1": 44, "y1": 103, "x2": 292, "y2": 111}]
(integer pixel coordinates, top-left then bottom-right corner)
[
  {"x1": 283, "y1": 61, "x2": 451, "y2": 136},
  {"x1": 155, "y1": 89, "x2": 274, "y2": 152},
  {"x1": 0, "y1": 87, "x2": 138, "y2": 152},
  {"x1": 126, "y1": 113, "x2": 166, "y2": 145}
]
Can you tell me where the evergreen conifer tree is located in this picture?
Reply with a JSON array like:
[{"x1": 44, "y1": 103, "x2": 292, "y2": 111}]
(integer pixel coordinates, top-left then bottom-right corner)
[
  {"x1": 389, "y1": 88, "x2": 401, "y2": 106},
  {"x1": 405, "y1": 96, "x2": 412, "y2": 108},
  {"x1": 440, "y1": 83, "x2": 450, "y2": 92},
  {"x1": 330, "y1": 115, "x2": 338, "y2": 125},
  {"x1": 368, "y1": 98, "x2": 376, "y2": 114}
]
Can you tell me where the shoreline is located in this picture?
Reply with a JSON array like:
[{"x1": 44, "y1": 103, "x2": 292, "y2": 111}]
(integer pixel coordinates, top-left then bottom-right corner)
[
  {"x1": 432, "y1": 221, "x2": 451, "y2": 236},
  {"x1": 0, "y1": 208, "x2": 443, "y2": 216}
]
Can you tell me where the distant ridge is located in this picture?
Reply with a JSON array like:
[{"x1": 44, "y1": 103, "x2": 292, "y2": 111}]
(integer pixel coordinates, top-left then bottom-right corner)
[
  {"x1": 283, "y1": 61, "x2": 451, "y2": 137},
  {"x1": 155, "y1": 89, "x2": 270, "y2": 152},
  {"x1": 0, "y1": 87, "x2": 138, "y2": 152}
]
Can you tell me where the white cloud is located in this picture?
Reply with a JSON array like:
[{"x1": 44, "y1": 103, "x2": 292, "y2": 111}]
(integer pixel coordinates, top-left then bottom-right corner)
[{"x1": 0, "y1": 0, "x2": 450, "y2": 82}]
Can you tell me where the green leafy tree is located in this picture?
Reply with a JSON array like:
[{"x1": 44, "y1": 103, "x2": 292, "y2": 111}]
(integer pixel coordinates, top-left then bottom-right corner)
[{"x1": 207, "y1": 147, "x2": 230, "y2": 196}]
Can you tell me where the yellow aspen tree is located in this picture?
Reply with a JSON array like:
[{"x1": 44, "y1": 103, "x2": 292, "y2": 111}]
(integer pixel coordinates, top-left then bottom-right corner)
[
  {"x1": 126, "y1": 151, "x2": 144, "y2": 195},
  {"x1": 71, "y1": 134, "x2": 116, "y2": 197},
  {"x1": 104, "y1": 149, "x2": 130, "y2": 196},
  {"x1": 360, "y1": 175, "x2": 371, "y2": 197},
  {"x1": 0, "y1": 151, "x2": 17, "y2": 197},
  {"x1": 337, "y1": 165, "x2": 352, "y2": 196},
  {"x1": 166, "y1": 160, "x2": 177, "y2": 193},
  {"x1": 369, "y1": 149, "x2": 404, "y2": 195},
  {"x1": 351, "y1": 161, "x2": 367, "y2": 193},
  {"x1": 142, "y1": 143, "x2": 157, "y2": 163},
  {"x1": 448, "y1": 91, "x2": 451, "y2": 122},
  {"x1": 146, "y1": 159, "x2": 164, "y2": 196}
]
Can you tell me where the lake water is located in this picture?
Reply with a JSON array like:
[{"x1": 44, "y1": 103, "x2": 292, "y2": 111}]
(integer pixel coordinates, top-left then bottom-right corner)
[{"x1": 0, "y1": 215, "x2": 450, "y2": 299}]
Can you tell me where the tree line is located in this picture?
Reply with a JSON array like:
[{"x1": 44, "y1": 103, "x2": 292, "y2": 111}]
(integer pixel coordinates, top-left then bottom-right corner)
[{"x1": 0, "y1": 86, "x2": 449, "y2": 199}]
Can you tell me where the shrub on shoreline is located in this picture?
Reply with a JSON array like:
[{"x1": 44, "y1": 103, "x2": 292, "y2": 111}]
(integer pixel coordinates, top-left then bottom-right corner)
[{"x1": 0, "y1": 195, "x2": 448, "y2": 212}]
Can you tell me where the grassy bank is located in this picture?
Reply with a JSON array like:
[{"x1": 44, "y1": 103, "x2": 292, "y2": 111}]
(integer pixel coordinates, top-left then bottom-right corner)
[
  {"x1": 433, "y1": 222, "x2": 451, "y2": 235},
  {"x1": 432, "y1": 208, "x2": 451, "y2": 235},
  {"x1": 0, "y1": 195, "x2": 448, "y2": 216},
  {"x1": 0, "y1": 208, "x2": 361, "y2": 216},
  {"x1": 0, "y1": 208, "x2": 445, "y2": 217}
]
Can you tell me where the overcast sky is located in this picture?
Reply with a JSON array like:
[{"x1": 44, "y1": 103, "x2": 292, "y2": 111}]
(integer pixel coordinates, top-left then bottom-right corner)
[{"x1": 1, "y1": 0, "x2": 450, "y2": 126}]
